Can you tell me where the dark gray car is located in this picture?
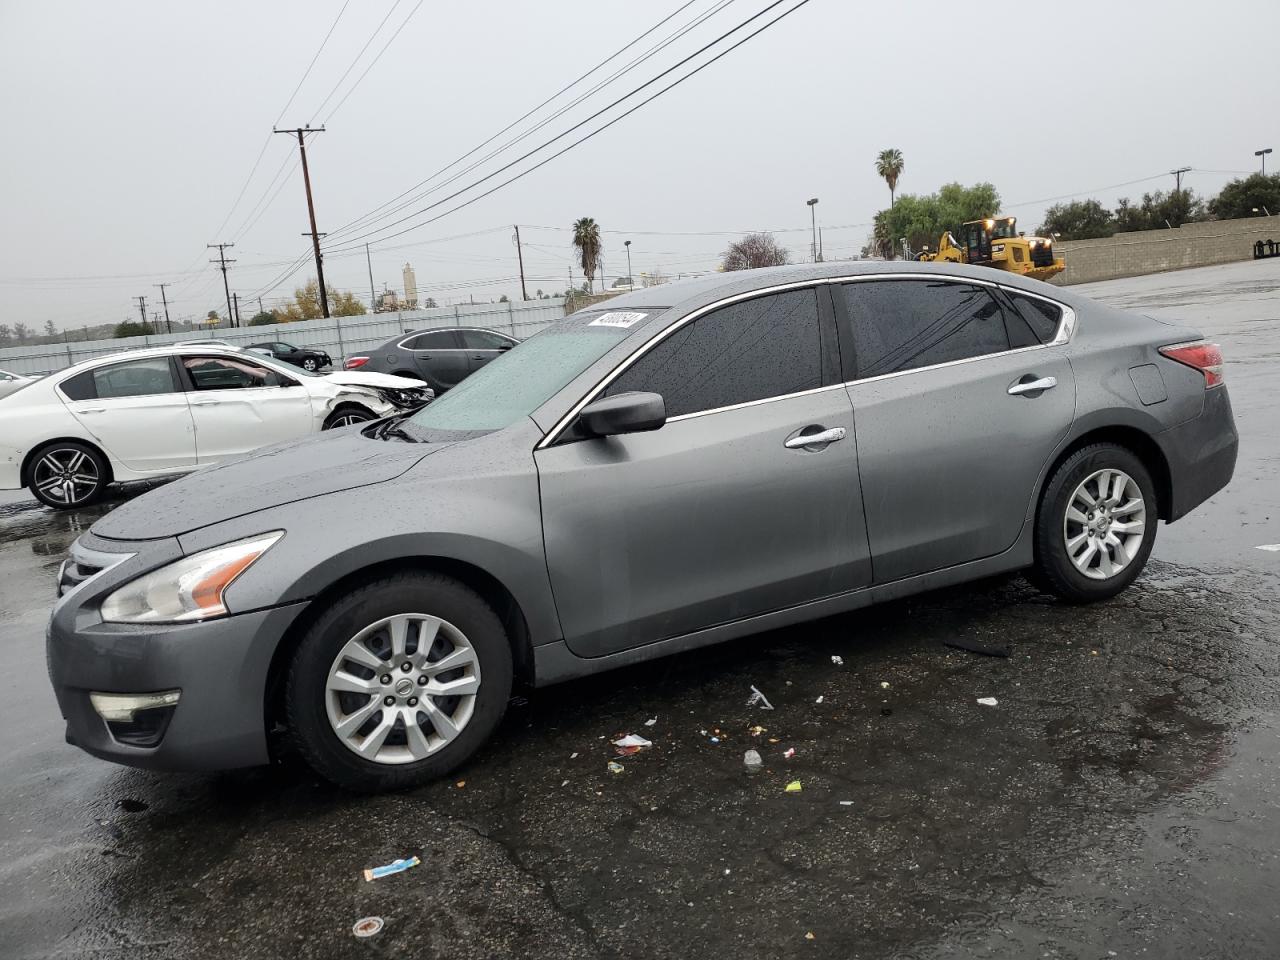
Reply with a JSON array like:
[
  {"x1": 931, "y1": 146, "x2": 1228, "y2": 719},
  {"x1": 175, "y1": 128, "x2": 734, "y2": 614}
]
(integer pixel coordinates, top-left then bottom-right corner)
[
  {"x1": 47, "y1": 262, "x2": 1237, "y2": 791},
  {"x1": 344, "y1": 326, "x2": 516, "y2": 393}
]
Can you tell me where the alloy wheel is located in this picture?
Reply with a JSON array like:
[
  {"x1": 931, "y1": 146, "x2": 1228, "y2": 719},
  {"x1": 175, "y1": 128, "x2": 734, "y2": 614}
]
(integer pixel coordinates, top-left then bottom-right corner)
[
  {"x1": 327, "y1": 411, "x2": 370, "y2": 428},
  {"x1": 303, "y1": 358, "x2": 318, "y2": 371},
  {"x1": 1062, "y1": 468, "x2": 1146, "y2": 581},
  {"x1": 32, "y1": 448, "x2": 101, "y2": 506},
  {"x1": 324, "y1": 614, "x2": 481, "y2": 764}
]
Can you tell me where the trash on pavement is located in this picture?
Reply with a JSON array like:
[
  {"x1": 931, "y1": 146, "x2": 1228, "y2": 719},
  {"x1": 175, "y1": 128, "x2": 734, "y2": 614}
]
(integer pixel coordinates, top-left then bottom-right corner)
[
  {"x1": 838, "y1": 800, "x2": 855, "y2": 806},
  {"x1": 363, "y1": 856, "x2": 421, "y2": 882},
  {"x1": 455, "y1": 780, "x2": 466, "y2": 789},
  {"x1": 783, "y1": 747, "x2": 796, "y2": 759},
  {"x1": 613, "y1": 733, "x2": 653, "y2": 756},
  {"x1": 747, "y1": 685, "x2": 775, "y2": 710},
  {"x1": 749, "y1": 724, "x2": 767, "y2": 737},
  {"x1": 607, "y1": 761, "x2": 625, "y2": 774},
  {"x1": 352, "y1": 917, "x2": 384, "y2": 938},
  {"x1": 942, "y1": 636, "x2": 1011, "y2": 658},
  {"x1": 743, "y1": 749, "x2": 763, "y2": 774},
  {"x1": 830, "y1": 655, "x2": 843, "y2": 666},
  {"x1": 644, "y1": 717, "x2": 658, "y2": 726},
  {"x1": 976, "y1": 697, "x2": 999, "y2": 707},
  {"x1": 785, "y1": 780, "x2": 803, "y2": 793},
  {"x1": 805, "y1": 931, "x2": 816, "y2": 940},
  {"x1": 570, "y1": 752, "x2": 579, "y2": 759},
  {"x1": 880, "y1": 681, "x2": 890, "y2": 689},
  {"x1": 815, "y1": 695, "x2": 824, "y2": 704}
]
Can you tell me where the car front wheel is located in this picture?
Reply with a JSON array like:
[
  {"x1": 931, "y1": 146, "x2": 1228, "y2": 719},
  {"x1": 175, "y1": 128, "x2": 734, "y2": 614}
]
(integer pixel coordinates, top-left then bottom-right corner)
[
  {"x1": 301, "y1": 356, "x2": 319, "y2": 372},
  {"x1": 1032, "y1": 443, "x2": 1157, "y2": 603},
  {"x1": 322, "y1": 407, "x2": 376, "y2": 429},
  {"x1": 27, "y1": 442, "x2": 108, "y2": 510},
  {"x1": 285, "y1": 572, "x2": 513, "y2": 792}
]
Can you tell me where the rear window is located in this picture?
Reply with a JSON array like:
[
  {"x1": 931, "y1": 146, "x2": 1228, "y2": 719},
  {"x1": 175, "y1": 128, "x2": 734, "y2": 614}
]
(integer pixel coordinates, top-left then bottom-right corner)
[
  {"x1": 403, "y1": 330, "x2": 459, "y2": 350},
  {"x1": 60, "y1": 357, "x2": 179, "y2": 400},
  {"x1": 1005, "y1": 292, "x2": 1063, "y2": 343}
]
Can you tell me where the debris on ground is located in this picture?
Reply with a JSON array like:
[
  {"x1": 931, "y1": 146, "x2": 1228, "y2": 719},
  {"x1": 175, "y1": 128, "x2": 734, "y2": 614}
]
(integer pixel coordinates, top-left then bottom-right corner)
[
  {"x1": 749, "y1": 725, "x2": 767, "y2": 737},
  {"x1": 976, "y1": 697, "x2": 999, "y2": 707},
  {"x1": 767, "y1": 737, "x2": 779, "y2": 743},
  {"x1": 815, "y1": 695, "x2": 824, "y2": 704},
  {"x1": 941, "y1": 636, "x2": 1011, "y2": 658},
  {"x1": 644, "y1": 717, "x2": 658, "y2": 726},
  {"x1": 363, "y1": 857, "x2": 421, "y2": 882},
  {"x1": 743, "y1": 749, "x2": 763, "y2": 775},
  {"x1": 352, "y1": 917, "x2": 384, "y2": 938},
  {"x1": 783, "y1": 747, "x2": 796, "y2": 759},
  {"x1": 747, "y1": 685, "x2": 775, "y2": 710},
  {"x1": 880, "y1": 681, "x2": 890, "y2": 689},
  {"x1": 785, "y1": 780, "x2": 803, "y2": 793},
  {"x1": 570, "y1": 752, "x2": 579, "y2": 759},
  {"x1": 455, "y1": 780, "x2": 466, "y2": 789},
  {"x1": 1256, "y1": 543, "x2": 1280, "y2": 552},
  {"x1": 838, "y1": 800, "x2": 855, "y2": 806},
  {"x1": 607, "y1": 761, "x2": 625, "y2": 774},
  {"x1": 560, "y1": 779, "x2": 569, "y2": 788},
  {"x1": 613, "y1": 733, "x2": 653, "y2": 755},
  {"x1": 831, "y1": 655, "x2": 843, "y2": 666},
  {"x1": 805, "y1": 931, "x2": 816, "y2": 940}
]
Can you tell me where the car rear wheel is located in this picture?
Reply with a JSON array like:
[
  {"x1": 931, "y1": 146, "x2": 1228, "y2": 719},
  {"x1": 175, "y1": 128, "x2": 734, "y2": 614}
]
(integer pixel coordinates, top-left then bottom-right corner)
[
  {"x1": 1032, "y1": 443, "x2": 1157, "y2": 603},
  {"x1": 323, "y1": 407, "x2": 375, "y2": 429},
  {"x1": 302, "y1": 356, "x2": 320, "y2": 372},
  {"x1": 27, "y1": 442, "x2": 108, "y2": 510},
  {"x1": 285, "y1": 572, "x2": 512, "y2": 792}
]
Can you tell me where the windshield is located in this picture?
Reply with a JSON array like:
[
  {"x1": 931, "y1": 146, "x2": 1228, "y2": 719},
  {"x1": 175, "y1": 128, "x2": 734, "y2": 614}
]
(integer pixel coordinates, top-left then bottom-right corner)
[
  {"x1": 991, "y1": 219, "x2": 1018, "y2": 239},
  {"x1": 407, "y1": 309, "x2": 661, "y2": 433}
]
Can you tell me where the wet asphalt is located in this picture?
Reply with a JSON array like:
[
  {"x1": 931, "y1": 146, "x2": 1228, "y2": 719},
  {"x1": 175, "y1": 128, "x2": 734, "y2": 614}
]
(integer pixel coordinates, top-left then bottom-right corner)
[{"x1": 1, "y1": 260, "x2": 1278, "y2": 959}]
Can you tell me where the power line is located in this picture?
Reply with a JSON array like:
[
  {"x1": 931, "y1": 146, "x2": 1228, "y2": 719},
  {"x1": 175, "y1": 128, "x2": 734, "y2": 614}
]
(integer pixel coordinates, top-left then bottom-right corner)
[
  {"x1": 322, "y1": 0, "x2": 426, "y2": 123},
  {"x1": 322, "y1": 0, "x2": 716, "y2": 240},
  {"x1": 309, "y1": 0, "x2": 405, "y2": 121},
  {"x1": 276, "y1": 0, "x2": 353, "y2": 126},
  {"x1": 323, "y1": 0, "x2": 814, "y2": 252}
]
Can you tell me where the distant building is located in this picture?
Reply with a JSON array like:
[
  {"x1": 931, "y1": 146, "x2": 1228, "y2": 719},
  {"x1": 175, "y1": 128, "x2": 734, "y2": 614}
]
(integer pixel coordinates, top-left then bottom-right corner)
[
  {"x1": 375, "y1": 288, "x2": 401, "y2": 313},
  {"x1": 402, "y1": 263, "x2": 418, "y2": 308}
]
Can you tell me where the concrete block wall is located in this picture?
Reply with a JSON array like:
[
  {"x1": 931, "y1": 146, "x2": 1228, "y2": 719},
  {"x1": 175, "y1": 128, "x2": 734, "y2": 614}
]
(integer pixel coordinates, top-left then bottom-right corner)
[{"x1": 1051, "y1": 216, "x2": 1279, "y2": 285}]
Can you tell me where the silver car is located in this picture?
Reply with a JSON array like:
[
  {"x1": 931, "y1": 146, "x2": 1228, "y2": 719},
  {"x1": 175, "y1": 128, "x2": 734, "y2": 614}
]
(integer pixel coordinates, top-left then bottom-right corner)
[{"x1": 47, "y1": 262, "x2": 1236, "y2": 791}]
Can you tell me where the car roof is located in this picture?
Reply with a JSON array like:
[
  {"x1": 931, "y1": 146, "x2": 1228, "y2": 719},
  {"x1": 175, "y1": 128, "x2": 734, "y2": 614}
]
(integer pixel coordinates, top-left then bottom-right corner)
[
  {"x1": 48, "y1": 344, "x2": 281, "y2": 380},
  {"x1": 598, "y1": 260, "x2": 1087, "y2": 317}
]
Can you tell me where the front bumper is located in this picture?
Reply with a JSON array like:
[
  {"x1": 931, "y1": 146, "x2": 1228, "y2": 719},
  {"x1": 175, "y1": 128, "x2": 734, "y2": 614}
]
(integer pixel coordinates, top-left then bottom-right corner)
[
  {"x1": 1157, "y1": 385, "x2": 1238, "y2": 522},
  {"x1": 48, "y1": 546, "x2": 308, "y2": 770}
]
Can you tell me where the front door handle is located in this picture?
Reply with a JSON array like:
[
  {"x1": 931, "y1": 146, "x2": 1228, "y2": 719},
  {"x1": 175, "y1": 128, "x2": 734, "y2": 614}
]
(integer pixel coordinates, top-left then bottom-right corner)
[
  {"x1": 78, "y1": 407, "x2": 106, "y2": 414},
  {"x1": 1008, "y1": 375, "x2": 1057, "y2": 396},
  {"x1": 190, "y1": 398, "x2": 222, "y2": 406},
  {"x1": 784, "y1": 426, "x2": 847, "y2": 450}
]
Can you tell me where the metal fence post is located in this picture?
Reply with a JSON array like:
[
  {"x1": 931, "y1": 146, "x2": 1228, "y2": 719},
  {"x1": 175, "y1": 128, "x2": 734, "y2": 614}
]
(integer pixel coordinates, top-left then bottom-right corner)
[
  {"x1": 334, "y1": 315, "x2": 345, "y2": 363},
  {"x1": 453, "y1": 304, "x2": 460, "y2": 327},
  {"x1": 507, "y1": 299, "x2": 515, "y2": 335}
]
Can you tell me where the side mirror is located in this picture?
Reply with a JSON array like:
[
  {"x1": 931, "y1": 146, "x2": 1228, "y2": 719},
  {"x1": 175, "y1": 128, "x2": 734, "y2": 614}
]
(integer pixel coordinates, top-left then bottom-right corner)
[
  {"x1": 578, "y1": 391, "x2": 666, "y2": 438},
  {"x1": 498, "y1": 342, "x2": 514, "y2": 351}
]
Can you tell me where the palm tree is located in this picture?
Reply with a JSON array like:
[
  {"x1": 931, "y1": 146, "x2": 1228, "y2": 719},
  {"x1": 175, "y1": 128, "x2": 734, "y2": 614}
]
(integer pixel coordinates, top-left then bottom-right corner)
[
  {"x1": 572, "y1": 217, "x2": 601, "y2": 293},
  {"x1": 876, "y1": 148, "x2": 904, "y2": 207}
]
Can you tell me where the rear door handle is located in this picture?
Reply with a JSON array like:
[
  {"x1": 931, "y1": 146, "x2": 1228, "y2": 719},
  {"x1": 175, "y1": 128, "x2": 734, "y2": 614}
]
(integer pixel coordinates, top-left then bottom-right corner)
[
  {"x1": 190, "y1": 398, "x2": 222, "y2": 406},
  {"x1": 784, "y1": 426, "x2": 847, "y2": 450},
  {"x1": 1008, "y1": 375, "x2": 1057, "y2": 396},
  {"x1": 78, "y1": 407, "x2": 106, "y2": 414}
]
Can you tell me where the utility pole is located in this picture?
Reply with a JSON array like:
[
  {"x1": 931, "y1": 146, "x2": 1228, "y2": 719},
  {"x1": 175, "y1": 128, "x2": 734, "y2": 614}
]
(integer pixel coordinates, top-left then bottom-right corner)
[
  {"x1": 208, "y1": 243, "x2": 236, "y2": 327},
  {"x1": 624, "y1": 240, "x2": 633, "y2": 288},
  {"x1": 514, "y1": 226, "x2": 528, "y2": 301},
  {"x1": 274, "y1": 125, "x2": 329, "y2": 318},
  {"x1": 133, "y1": 294, "x2": 147, "y2": 328},
  {"x1": 366, "y1": 243, "x2": 376, "y2": 311},
  {"x1": 152, "y1": 282, "x2": 172, "y2": 333},
  {"x1": 232, "y1": 293, "x2": 242, "y2": 327},
  {"x1": 1170, "y1": 166, "x2": 1191, "y2": 195},
  {"x1": 258, "y1": 296, "x2": 264, "y2": 314}
]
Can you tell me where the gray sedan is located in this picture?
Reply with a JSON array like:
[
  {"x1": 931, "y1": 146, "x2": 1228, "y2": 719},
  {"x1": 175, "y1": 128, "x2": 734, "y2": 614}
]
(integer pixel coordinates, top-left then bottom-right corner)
[
  {"x1": 47, "y1": 262, "x2": 1236, "y2": 791},
  {"x1": 343, "y1": 326, "x2": 516, "y2": 393}
]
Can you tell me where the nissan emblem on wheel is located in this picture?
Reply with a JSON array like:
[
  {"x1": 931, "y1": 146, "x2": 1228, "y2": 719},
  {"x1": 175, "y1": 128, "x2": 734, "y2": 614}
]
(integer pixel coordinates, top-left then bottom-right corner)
[{"x1": 44, "y1": 262, "x2": 1236, "y2": 792}]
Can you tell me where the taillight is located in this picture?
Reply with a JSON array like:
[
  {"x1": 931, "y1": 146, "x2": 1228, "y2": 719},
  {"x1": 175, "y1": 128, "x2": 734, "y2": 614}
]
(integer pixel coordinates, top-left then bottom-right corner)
[
  {"x1": 1159, "y1": 341, "x2": 1224, "y2": 388},
  {"x1": 344, "y1": 357, "x2": 369, "y2": 370}
]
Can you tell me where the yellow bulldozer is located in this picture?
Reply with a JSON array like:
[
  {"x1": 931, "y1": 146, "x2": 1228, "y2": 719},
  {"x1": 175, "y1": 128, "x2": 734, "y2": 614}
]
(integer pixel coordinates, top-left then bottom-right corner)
[{"x1": 917, "y1": 216, "x2": 1064, "y2": 282}]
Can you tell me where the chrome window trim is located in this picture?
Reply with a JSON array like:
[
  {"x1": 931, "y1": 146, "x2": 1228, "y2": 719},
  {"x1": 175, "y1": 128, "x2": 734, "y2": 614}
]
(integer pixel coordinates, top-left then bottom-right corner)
[
  {"x1": 396, "y1": 328, "x2": 516, "y2": 352},
  {"x1": 536, "y1": 272, "x2": 1076, "y2": 449}
]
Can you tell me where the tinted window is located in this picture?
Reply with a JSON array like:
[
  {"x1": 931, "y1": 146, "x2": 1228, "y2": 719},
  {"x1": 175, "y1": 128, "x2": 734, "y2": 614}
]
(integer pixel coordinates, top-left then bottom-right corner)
[
  {"x1": 403, "y1": 330, "x2": 459, "y2": 350},
  {"x1": 60, "y1": 370, "x2": 97, "y2": 401},
  {"x1": 459, "y1": 330, "x2": 513, "y2": 350},
  {"x1": 840, "y1": 280, "x2": 1010, "y2": 379},
  {"x1": 606, "y1": 289, "x2": 823, "y2": 418},
  {"x1": 1005, "y1": 291, "x2": 1063, "y2": 343},
  {"x1": 78, "y1": 357, "x2": 179, "y2": 399},
  {"x1": 183, "y1": 356, "x2": 286, "y2": 390}
]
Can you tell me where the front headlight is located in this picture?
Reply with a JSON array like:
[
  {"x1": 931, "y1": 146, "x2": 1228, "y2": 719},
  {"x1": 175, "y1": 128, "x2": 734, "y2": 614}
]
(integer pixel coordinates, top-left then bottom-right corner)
[{"x1": 100, "y1": 532, "x2": 283, "y2": 624}]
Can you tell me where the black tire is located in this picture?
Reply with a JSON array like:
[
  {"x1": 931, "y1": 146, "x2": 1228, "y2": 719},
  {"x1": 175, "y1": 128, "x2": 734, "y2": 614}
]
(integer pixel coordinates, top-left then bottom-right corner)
[
  {"x1": 285, "y1": 572, "x2": 513, "y2": 792},
  {"x1": 26, "y1": 441, "x2": 109, "y2": 510},
  {"x1": 322, "y1": 406, "x2": 376, "y2": 430},
  {"x1": 301, "y1": 356, "x2": 320, "y2": 372},
  {"x1": 1032, "y1": 443, "x2": 1158, "y2": 603}
]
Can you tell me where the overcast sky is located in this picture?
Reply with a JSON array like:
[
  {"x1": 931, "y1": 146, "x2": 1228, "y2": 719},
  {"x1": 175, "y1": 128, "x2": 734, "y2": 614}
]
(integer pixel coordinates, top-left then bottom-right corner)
[{"x1": 1, "y1": 0, "x2": 1276, "y2": 331}]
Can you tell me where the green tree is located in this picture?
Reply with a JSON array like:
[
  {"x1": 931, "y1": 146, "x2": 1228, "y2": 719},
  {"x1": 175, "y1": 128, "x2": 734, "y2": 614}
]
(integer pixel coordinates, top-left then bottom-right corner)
[
  {"x1": 43, "y1": 319, "x2": 57, "y2": 337},
  {"x1": 1114, "y1": 190, "x2": 1207, "y2": 232},
  {"x1": 331, "y1": 288, "x2": 367, "y2": 316},
  {"x1": 114, "y1": 320, "x2": 152, "y2": 338},
  {"x1": 721, "y1": 232, "x2": 790, "y2": 271},
  {"x1": 248, "y1": 311, "x2": 277, "y2": 326},
  {"x1": 1038, "y1": 199, "x2": 1116, "y2": 240},
  {"x1": 572, "y1": 217, "x2": 601, "y2": 293},
  {"x1": 0, "y1": 324, "x2": 10, "y2": 344},
  {"x1": 276, "y1": 280, "x2": 368, "y2": 321},
  {"x1": 875, "y1": 148, "x2": 905, "y2": 207},
  {"x1": 205, "y1": 310, "x2": 222, "y2": 327},
  {"x1": 12, "y1": 322, "x2": 33, "y2": 343},
  {"x1": 422, "y1": 297, "x2": 438, "y2": 309},
  {"x1": 498, "y1": 294, "x2": 509, "y2": 303},
  {"x1": 1208, "y1": 173, "x2": 1280, "y2": 220},
  {"x1": 878, "y1": 182, "x2": 1001, "y2": 257}
]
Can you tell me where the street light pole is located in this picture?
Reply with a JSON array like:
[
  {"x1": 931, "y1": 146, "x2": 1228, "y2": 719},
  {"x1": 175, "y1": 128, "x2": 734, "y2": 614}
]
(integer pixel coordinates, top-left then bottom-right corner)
[
  {"x1": 1257, "y1": 148, "x2": 1273, "y2": 175},
  {"x1": 624, "y1": 240, "x2": 633, "y2": 288},
  {"x1": 806, "y1": 198, "x2": 819, "y2": 263}
]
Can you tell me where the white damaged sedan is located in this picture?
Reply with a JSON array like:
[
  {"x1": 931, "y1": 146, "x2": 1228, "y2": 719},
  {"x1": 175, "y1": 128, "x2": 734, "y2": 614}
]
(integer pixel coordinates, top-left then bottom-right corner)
[{"x1": 0, "y1": 345, "x2": 431, "y2": 508}]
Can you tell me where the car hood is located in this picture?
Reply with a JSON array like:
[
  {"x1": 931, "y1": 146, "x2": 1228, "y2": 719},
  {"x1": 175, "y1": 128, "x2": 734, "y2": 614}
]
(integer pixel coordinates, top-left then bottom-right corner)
[
  {"x1": 91, "y1": 430, "x2": 440, "y2": 540},
  {"x1": 323, "y1": 370, "x2": 428, "y2": 389}
]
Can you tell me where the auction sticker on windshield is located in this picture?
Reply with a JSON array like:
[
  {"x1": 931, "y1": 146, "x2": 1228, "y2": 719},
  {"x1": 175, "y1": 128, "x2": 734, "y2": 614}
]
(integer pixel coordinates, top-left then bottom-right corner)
[{"x1": 588, "y1": 312, "x2": 647, "y2": 329}]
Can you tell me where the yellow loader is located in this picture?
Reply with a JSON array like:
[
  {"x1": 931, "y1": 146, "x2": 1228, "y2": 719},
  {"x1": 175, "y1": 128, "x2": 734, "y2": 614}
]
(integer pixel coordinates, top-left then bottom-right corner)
[{"x1": 917, "y1": 216, "x2": 1064, "y2": 282}]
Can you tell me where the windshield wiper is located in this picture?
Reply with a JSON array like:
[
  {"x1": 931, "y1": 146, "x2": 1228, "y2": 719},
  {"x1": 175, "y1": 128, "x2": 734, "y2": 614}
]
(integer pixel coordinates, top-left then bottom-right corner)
[{"x1": 373, "y1": 415, "x2": 420, "y2": 442}]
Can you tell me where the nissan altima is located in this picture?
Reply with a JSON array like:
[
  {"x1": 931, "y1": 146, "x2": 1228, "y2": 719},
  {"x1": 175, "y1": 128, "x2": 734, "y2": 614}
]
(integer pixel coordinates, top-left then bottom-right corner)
[{"x1": 47, "y1": 262, "x2": 1236, "y2": 791}]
